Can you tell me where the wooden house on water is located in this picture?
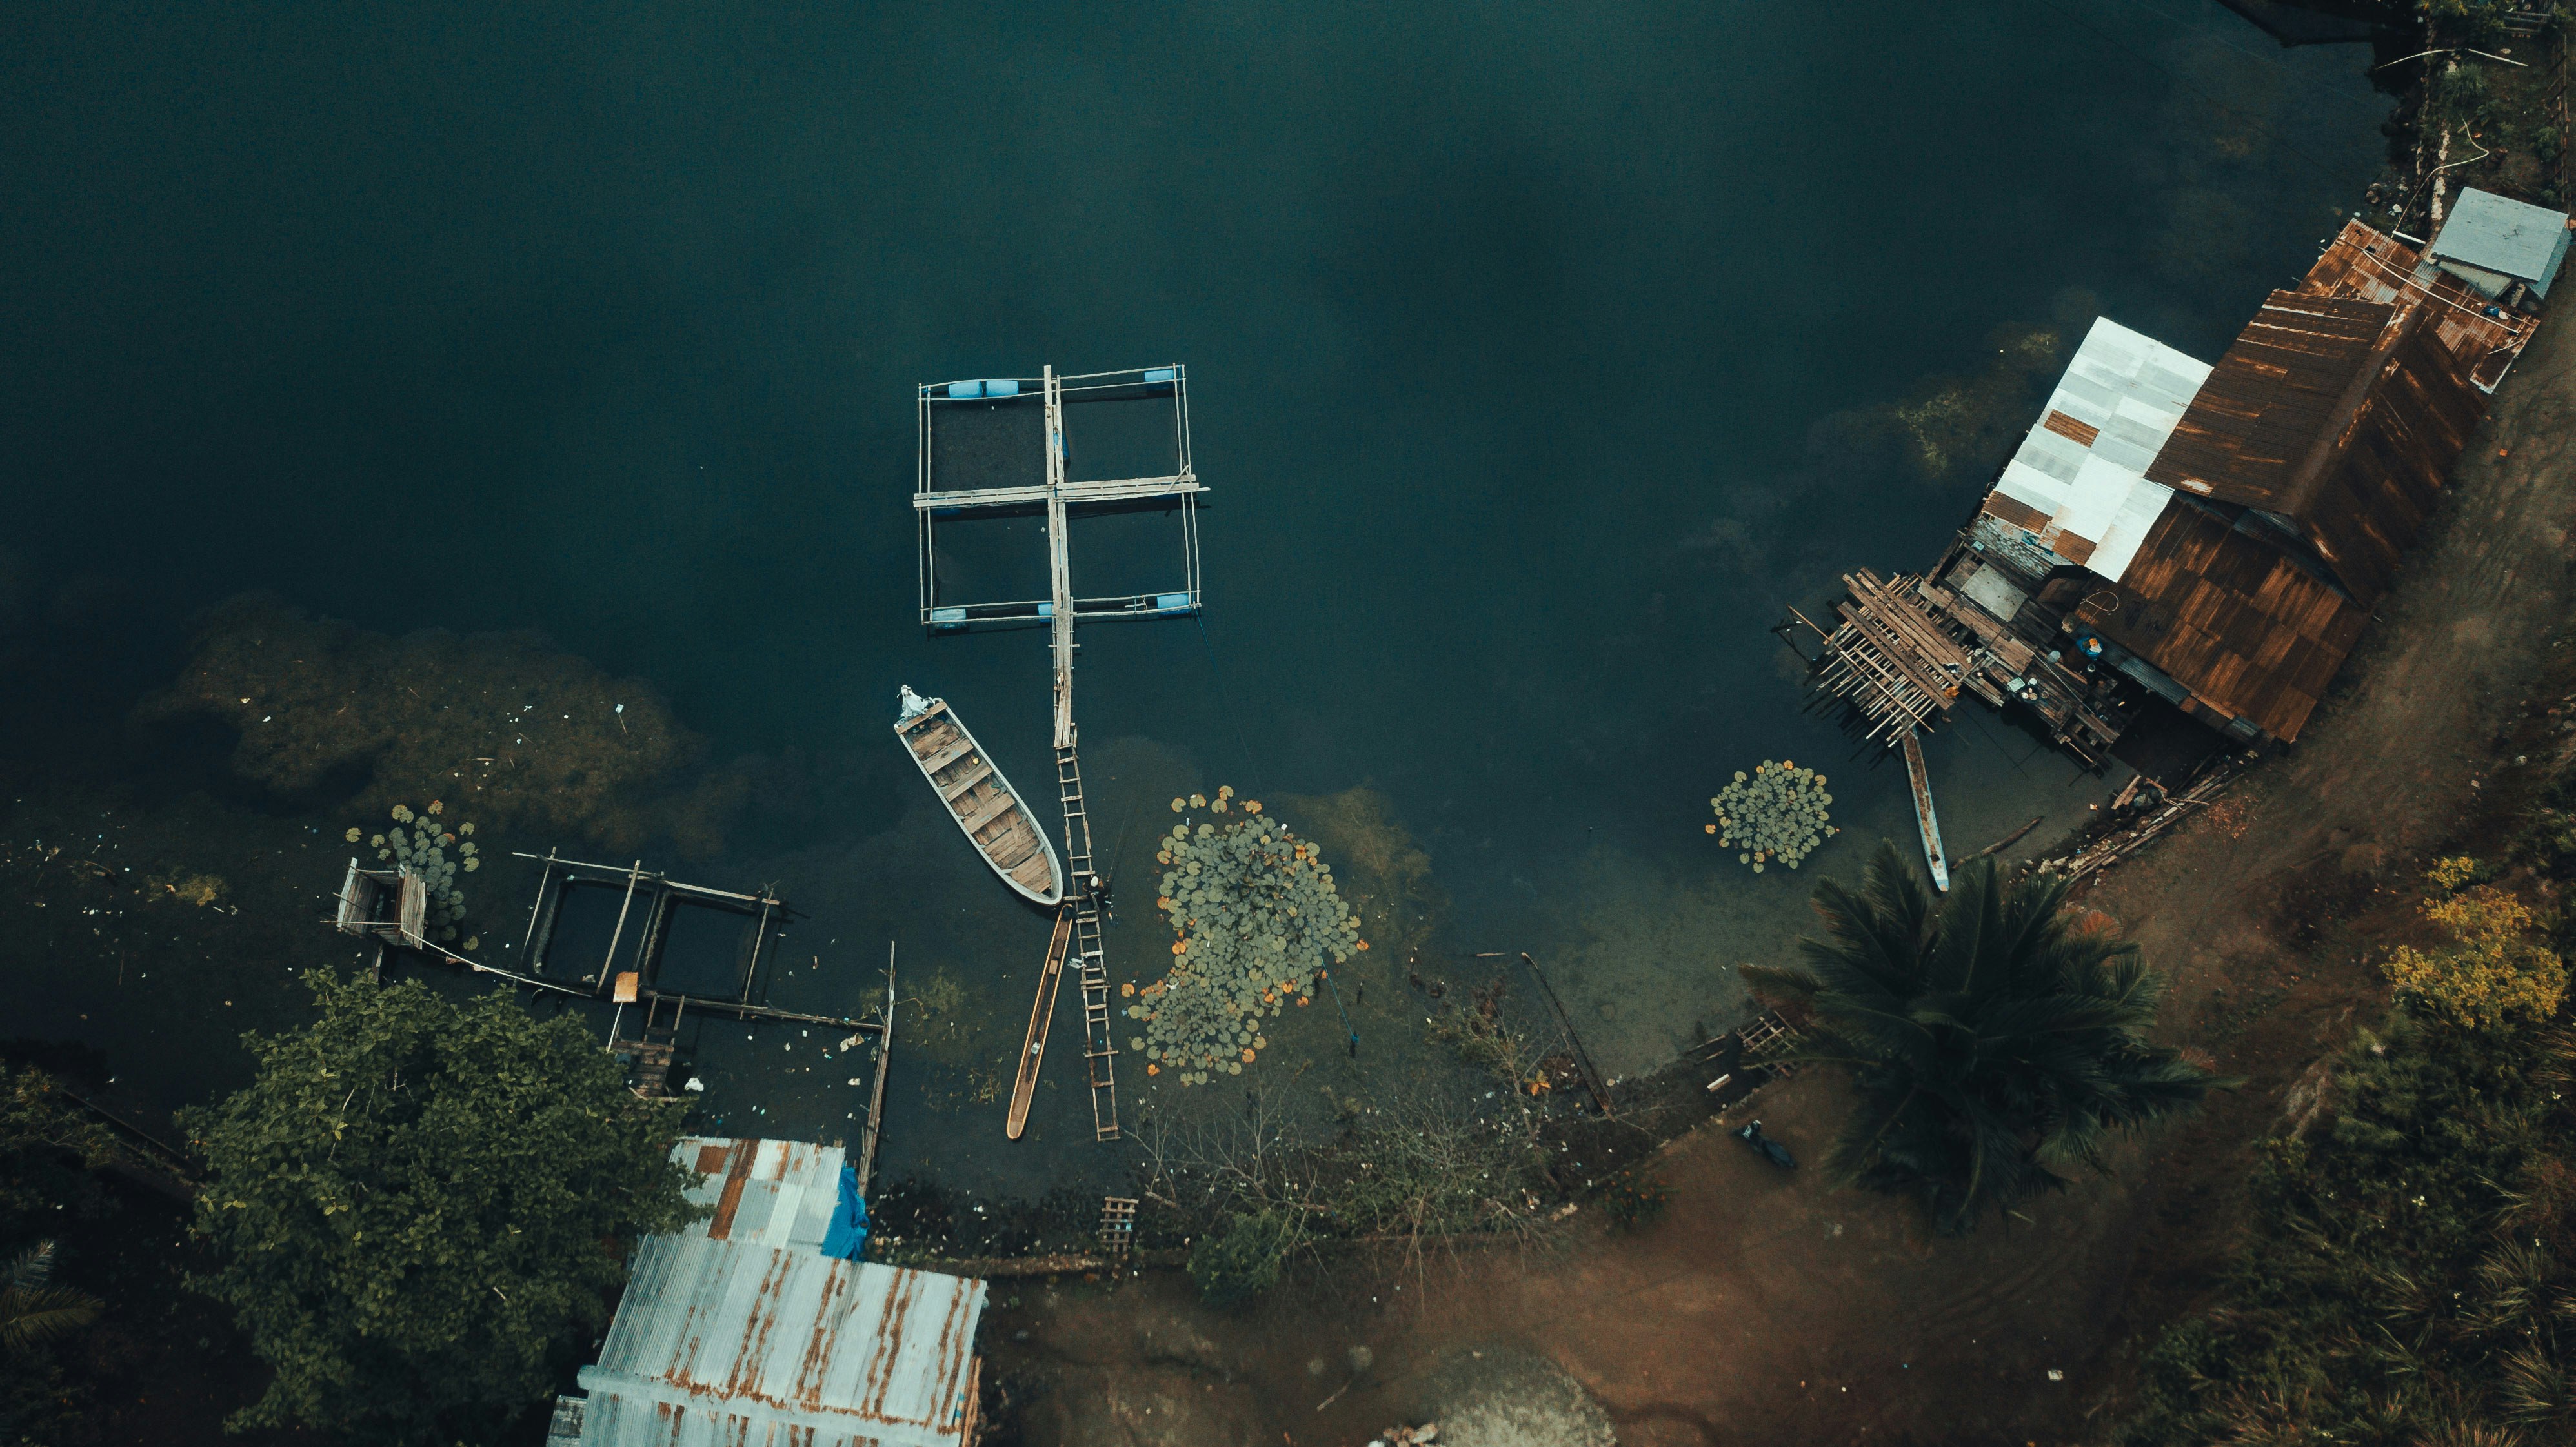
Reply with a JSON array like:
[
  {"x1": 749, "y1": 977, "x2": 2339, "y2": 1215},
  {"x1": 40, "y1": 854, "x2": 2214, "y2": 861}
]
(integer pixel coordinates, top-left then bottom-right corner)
[{"x1": 1798, "y1": 216, "x2": 2510, "y2": 768}]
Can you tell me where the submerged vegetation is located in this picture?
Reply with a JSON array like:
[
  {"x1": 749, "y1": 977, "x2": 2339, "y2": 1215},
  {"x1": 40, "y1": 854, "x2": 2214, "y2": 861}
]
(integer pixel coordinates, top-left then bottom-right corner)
[
  {"x1": 181, "y1": 970, "x2": 699, "y2": 1443},
  {"x1": 1747, "y1": 842, "x2": 2228, "y2": 1235},
  {"x1": 146, "y1": 594, "x2": 743, "y2": 853},
  {"x1": 1128, "y1": 787, "x2": 1365, "y2": 1086}
]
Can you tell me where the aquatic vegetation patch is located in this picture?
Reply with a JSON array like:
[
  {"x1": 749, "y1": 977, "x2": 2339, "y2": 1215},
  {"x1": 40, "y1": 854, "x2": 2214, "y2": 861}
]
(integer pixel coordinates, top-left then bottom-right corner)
[
  {"x1": 1709, "y1": 760, "x2": 1836, "y2": 873},
  {"x1": 1126, "y1": 787, "x2": 1365, "y2": 1086},
  {"x1": 357, "y1": 799, "x2": 479, "y2": 947}
]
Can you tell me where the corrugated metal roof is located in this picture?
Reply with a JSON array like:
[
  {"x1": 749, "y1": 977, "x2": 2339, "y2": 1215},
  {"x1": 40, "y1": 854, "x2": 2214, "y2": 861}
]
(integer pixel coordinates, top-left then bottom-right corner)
[
  {"x1": 2301, "y1": 219, "x2": 2537, "y2": 390},
  {"x1": 578, "y1": 1235, "x2": 985, "y2": 1447},
  {"x1": 1984, "y1": 317, "x2": 2211, "y2": 582},
  {"x1": 2146, "y1": 292, "x2": 2484, "y2": 605},
  {"x1": 2430, "y1": 187, "x2": 2571, "y2": 296},
  {"x1": 2074, "y1": 500, "x2": 2368, "y2": 742},
  {"x1": 674, "y1": 1137, "x2": 845, "y2": 1249},
  {"x1": 2146, "y1": 292, "x2": 2390, "y2": 516}
]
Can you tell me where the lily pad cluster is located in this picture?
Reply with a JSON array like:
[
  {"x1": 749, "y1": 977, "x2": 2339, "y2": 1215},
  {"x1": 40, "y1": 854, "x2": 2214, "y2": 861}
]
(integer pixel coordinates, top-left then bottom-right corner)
[
  {"x1": 1123, "y1": 787, "x2": 1367, "y2": 1086},
  {"x1": 345, "y1": 800, "x2": 481, "y2": 946},
  {"x1": 1709, "y1": 761, "x2": 1836, "y2": 873}
]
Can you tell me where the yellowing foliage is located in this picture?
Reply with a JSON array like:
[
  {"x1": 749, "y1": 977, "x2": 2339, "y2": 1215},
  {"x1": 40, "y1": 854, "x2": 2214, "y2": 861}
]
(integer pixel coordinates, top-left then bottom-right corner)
[{"x1": 2380, "y1": 858, "x2": 2568, "y2": 1029}]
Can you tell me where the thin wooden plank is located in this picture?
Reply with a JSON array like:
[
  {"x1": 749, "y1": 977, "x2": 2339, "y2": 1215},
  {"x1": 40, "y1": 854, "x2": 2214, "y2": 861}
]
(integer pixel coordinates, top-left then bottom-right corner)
[
  {"x1": 918, "y1": 736, "x2": 978, "y2": 774},
  {"x1": 938, "y1": 760, "x2": 995, "y2": 800},
  {"x1": 960, "y1": 789, "x2": 1021, "y2": 835}
]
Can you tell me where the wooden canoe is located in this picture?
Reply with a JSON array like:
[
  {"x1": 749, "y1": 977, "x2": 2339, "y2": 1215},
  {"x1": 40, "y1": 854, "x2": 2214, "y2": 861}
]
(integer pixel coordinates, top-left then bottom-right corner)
[
  {"x1": 1902, "y1": 729, "x2": 1951, "y2": 893},
  {"x1": 894, "y1": 687, "x2": 1063, "y2": 906},
  {"x1": 1005, "y1": 904, "x2": 1076, "y2": 1140}
]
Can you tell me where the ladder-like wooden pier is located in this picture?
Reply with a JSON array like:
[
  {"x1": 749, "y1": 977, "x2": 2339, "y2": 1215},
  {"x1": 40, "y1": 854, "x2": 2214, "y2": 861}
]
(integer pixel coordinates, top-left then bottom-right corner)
[{"x1": 915, "y1": 361, "x2": 1204, "y2": 1145}]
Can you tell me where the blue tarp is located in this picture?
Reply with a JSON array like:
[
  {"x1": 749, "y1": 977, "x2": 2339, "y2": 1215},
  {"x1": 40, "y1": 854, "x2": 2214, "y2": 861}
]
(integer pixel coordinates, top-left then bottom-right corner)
[{"x1": 820, "y1": 1166, "x2": 869, "y2": 1260}]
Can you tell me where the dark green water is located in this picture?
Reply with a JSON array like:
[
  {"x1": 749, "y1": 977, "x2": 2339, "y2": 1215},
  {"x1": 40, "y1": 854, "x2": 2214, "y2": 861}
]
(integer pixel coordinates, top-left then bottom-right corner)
[{"x1": 0, "y1": 3, "x2": 2391, "y2": 1197}]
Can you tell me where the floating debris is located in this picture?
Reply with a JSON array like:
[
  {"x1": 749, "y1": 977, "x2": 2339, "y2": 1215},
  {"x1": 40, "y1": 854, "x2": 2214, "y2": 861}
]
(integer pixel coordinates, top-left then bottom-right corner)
[
  {"x1": 1126, "y1": 791, "x2": 1364, "y2": 1086},
  {"x1": 1710, "y1": 760, "x2": 1838, "y2": 873}
]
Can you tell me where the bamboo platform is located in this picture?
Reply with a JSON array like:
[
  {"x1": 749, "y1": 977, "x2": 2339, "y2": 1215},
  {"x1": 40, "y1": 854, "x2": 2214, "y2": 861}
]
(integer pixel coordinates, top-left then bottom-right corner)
[{"x1": 1794, "y1": 560, "x2": 2128, "y2": 764}]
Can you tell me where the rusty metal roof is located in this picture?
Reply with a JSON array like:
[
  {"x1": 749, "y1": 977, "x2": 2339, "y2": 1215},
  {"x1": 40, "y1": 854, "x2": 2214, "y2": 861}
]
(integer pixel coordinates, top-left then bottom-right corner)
[
  {"x1": 2144, "y1": 291, "x2": 2391, "y2": 515},
  {"x1": 1983, "y1": 317, "x2": 2211, "y2": 582},
  {"x1": 2302, "y1": 220, "x2": 2537, "y2": 390},
  {"x1": 2145, "y1": 290, "x2": 2484, "y2": 605},
  {"x1": 674, "y1": 1137, "x2": 846, "y2": 1250},
  {"x1": 577, "y1": 1234, "x2": 985, "y2": 1447},
  {"x1": 2073, "y1": 500, "x2": 2369, "y2": 742}
]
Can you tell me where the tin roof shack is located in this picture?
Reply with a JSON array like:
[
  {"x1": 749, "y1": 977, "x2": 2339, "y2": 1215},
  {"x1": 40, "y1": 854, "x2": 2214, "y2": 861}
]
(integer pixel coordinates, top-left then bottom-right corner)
[
  {"x1": 1804, "y1": 286, "x2": 2488, "y2": 754},
  {"x1": 1800, "y1": 318, "x2": 2208, "y2": 761},
  {"x1": 2050, "y1": 291, "x2": 2488, "y2": 742},
  {"x1": 573, "y1": 1137, "x2": 987, "y2": 1447},
  {"x1": 2303, "y1": 219, "x2": 2541, "y2": 391},
  {"x1": 2426, "y1": 187, "x2": 2571, "y2": 312}
]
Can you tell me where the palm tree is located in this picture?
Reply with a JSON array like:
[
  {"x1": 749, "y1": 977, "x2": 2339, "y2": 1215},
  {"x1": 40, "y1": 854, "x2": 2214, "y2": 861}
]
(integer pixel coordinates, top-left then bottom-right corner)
[
  {"x1": 0, "y1": 1240, "x2": 100, "y2": 1350},
  {"x1": 1743, "y1": 841, "x2": 2228, "y2": 1235}
]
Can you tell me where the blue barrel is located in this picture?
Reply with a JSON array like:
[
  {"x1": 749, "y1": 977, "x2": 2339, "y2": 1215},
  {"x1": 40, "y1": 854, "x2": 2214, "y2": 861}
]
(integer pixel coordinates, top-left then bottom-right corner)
[
  {"x1": 984, "y1": 378, "x2": 1020, "y2": 398},
  {"x1": 945, "y1": 381, "x2": 981, "y2": 400},
  {"x1": 1143, "y1": 367, "x2": 1176, "y2": 384},
  {"x1": 1154, "y1": 592, "x2": 1193, "y2": 612}
]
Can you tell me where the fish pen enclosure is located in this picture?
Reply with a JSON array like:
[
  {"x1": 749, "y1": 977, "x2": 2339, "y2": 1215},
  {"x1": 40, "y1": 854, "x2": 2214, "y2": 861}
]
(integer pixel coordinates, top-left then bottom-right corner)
[
  {"x1": 915, "y1": 365, "x2": 1204, "y2": 630},
  {"x1": 512, "y1": 850, "x2": 876, "y2": 1031}
]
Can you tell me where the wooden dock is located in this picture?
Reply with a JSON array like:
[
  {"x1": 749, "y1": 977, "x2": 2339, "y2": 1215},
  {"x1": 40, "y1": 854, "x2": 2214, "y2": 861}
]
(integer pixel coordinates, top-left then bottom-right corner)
[
  {"x1": 1793, "y1": 558, "x2": 2126, "y2": 764},
  {"x1": 914, "y1": 361, "x2": 1209, "y2": 1146}
]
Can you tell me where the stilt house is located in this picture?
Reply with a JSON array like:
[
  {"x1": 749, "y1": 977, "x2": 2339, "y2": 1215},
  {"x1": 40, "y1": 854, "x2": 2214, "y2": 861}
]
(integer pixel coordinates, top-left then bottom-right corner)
[{"x1": 1801, "y1": 218, "x2": 2504, "y2": 760}]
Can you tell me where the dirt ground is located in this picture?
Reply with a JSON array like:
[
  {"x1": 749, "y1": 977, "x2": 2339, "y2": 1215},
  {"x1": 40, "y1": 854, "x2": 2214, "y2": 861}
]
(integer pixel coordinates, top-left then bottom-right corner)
[{"x1": 980, "y1": 304, "x2": 2576, "y2": 1445}]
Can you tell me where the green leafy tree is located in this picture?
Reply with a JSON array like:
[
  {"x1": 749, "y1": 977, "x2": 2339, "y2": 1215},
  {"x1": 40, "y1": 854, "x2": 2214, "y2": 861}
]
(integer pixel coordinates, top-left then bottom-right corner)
[
  {"x1": 1744, "y1": 843, "x2": 2228, "y2": 1235},
  {"x1": 0, "y1": 1062, "x2": 119, "y2": 1242},
  {"x1": 182, "y1": 970, "x2": 701, "y2": 1442}
]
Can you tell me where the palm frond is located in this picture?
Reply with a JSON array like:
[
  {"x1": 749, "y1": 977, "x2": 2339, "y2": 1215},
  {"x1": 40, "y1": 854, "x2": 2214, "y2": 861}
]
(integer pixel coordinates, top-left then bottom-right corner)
[{"x1": 0, "y1": 1284, "x2": 102, "y2": 1348}]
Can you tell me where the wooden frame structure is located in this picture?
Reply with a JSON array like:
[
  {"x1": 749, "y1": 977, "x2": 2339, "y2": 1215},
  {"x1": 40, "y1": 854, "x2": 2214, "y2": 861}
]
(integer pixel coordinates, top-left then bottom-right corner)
[
  {"x1": 914, "y1": 365, "x2": 1203, "y2": 630},
  {"x1": 1789, "y1": 546, "x2": 2135, "y2": 767},
  {"x1": 510, "y1": 849, "x2": 881, "y2": 1033}
]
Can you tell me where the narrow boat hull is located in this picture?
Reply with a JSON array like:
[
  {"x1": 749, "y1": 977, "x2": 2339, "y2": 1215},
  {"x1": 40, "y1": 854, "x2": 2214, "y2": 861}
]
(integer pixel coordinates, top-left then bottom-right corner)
[
  {"x1": 1902, "y1": 730, "x2": 1951, "y2": 893},
  {"x1": 894, "y1": 687, "x2": 1065, "y2": 906}
]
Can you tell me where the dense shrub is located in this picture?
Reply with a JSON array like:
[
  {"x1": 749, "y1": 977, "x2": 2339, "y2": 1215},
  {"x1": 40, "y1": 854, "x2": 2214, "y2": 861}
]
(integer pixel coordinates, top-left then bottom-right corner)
[{"x1": 2119, "y1": 1007, "x2": 2576, "y2": 1444}]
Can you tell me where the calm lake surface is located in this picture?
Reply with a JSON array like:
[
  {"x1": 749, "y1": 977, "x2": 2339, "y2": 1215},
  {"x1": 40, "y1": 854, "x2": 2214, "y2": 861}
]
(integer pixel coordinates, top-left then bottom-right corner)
[{"x1": 0, "y1": 2, "x2": 2390, "y2": 1199}]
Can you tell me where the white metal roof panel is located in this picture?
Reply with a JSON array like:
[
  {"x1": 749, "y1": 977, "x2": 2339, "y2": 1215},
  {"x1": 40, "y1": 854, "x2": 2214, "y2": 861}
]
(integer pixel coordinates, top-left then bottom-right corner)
[
  {"x1": 1979, "y1": 317, "x2": 2212, "y2": 582},
  {"x1": 674, "y1": 1137, "x2": 845, "y2": 1249},
  {"x1": 2430, "y1": 187, "x2": 2571, "y2": 296},
  {"x1": 578, "y1": 1235, "x2": 985, "y2": 1447}
]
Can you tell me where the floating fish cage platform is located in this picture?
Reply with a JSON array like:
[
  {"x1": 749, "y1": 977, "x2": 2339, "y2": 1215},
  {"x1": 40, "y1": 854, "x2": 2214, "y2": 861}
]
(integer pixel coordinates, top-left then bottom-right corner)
[
  {"x1": 915, "y1": 364, "x2": 1203, "y2": 631},
  {"x1": 510, "y1": 850, "x2": 877, "y2": 1031}
]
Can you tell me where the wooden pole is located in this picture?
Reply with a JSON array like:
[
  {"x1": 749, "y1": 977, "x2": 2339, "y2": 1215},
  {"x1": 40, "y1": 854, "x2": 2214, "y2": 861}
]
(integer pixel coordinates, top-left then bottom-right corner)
[
  {"x1": 857, "y1": 942, "x2": 896, "y2": 1197},
  {"x1": 1520, "y1": 953, "x2": 1611, "y2": 1112}
]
